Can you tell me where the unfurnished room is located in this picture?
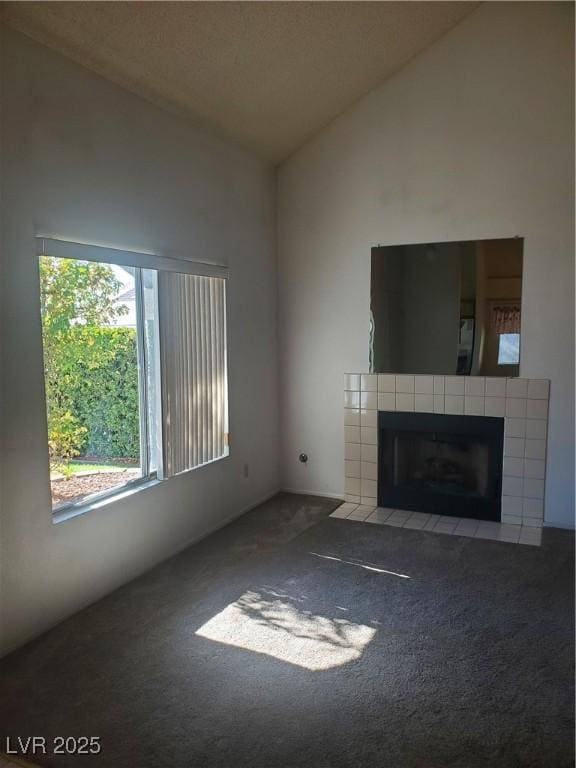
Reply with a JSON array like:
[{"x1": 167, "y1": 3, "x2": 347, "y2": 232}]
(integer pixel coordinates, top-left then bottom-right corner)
[{"x1": 0, "y1": 2, "x2": 574, "y2": 767}]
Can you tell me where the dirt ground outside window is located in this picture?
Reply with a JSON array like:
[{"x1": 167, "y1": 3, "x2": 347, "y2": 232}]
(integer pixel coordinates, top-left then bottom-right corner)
[{"x1": 51, "y1": 468, "x2": 141, "y2": 507}]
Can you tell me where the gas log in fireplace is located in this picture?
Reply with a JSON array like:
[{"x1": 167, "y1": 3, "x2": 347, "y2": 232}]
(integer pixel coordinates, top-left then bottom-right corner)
[{"x1": 378, "y1": 411, "x2": 504, "y2": 521}]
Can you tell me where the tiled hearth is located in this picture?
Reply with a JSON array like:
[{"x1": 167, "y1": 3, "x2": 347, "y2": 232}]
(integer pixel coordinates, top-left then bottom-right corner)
[
  {"x1": 344, "y1": 373, "x2": 550, "y2": 529},
  {"x1": 330, "y1": 503, "x2": 543, "y2": 546}
]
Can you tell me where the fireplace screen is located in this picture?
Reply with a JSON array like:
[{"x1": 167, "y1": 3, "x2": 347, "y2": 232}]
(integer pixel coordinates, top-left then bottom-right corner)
[
  {"x1": 378, "y1": 412, "x2": 504, "y2": 521},
  {"x1": 394, "y1": 433, "x2": 490, "y2": 497}
]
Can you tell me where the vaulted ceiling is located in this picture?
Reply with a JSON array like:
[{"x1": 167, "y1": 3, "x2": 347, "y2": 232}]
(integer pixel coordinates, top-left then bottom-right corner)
[{"x1": 3, "y1": 1, "x2": 480, "y2": 164}]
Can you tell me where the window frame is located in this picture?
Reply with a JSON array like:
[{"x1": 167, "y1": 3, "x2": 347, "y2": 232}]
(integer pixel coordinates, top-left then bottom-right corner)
[
  {"x1": 135, "y1": 267, "x2": 152, "y2": 481},
  {"x1": 37, "y1": 237, "x2": 229, "y2": 522}
]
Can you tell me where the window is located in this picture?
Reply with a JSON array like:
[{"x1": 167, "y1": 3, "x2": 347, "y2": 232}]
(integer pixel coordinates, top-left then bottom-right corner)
[
  {"x1": 492, "y1": 302, "x2": 521, "y2": 366},
  {"x1": 39, "y1": 254, "x2": 161, "y2": 511},
  {"x1": 497, "y1": 333, "x2": 520, "y2": 365},
  {"x1": 38, "y1": 239, "x2": 228, "y2": 517}
]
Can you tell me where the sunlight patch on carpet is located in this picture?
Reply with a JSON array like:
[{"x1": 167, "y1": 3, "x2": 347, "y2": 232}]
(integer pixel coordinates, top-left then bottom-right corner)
[{"x1": 196, "y1": 590, "x2": 375, "y2": 670}]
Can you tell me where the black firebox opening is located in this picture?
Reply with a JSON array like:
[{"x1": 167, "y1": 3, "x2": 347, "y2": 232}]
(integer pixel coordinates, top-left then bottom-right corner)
[{"x1": 378, "y1": 411, "x2": 504, "y2": 521}]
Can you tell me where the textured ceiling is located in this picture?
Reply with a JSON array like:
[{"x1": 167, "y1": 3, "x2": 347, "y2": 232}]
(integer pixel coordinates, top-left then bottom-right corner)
[{"x1": 3, "y1": 1, "x2": 480, "y2": 164}]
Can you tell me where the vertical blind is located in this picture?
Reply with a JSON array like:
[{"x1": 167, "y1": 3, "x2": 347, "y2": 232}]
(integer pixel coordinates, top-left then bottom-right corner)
[{"x1": 158, "y1": 272, "x2": 228, "y2": 477}]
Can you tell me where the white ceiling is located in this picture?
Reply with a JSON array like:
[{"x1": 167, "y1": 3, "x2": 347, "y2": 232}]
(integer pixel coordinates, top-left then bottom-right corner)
[{"x1": 3, "y1": 1, "x2": 480, "y2": 164}]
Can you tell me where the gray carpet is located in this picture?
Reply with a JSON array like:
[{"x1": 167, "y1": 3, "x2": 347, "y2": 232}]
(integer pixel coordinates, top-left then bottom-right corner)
[{"x1": 0, "y1": 493, "x2": 573, "y2": 768}]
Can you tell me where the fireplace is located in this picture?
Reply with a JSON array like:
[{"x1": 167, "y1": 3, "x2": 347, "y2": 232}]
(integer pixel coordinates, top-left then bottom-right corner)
[
  {"x1": 378, "y1": 411, "x2": 504, "y2": 521},
  {"x1": 344, "y1": 374, "x2": 550, "y2": 527}
]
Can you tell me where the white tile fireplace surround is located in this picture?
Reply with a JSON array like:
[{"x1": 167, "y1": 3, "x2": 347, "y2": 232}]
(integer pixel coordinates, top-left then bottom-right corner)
[{"x1": 344, "y1": 374, "x2": 550, "y2": 530}]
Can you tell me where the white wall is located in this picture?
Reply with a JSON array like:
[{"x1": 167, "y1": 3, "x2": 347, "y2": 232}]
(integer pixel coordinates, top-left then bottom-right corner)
[
  {"x1": 0, "y1": 28, "x2": 279, "y2": 655},
  {"x1": 278, "y1": 2, "x2": 574, "y2": 526}
]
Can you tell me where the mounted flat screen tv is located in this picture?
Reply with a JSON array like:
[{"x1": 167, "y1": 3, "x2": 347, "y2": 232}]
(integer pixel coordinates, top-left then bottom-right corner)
[{"x1": 370, "y1": 237, "x2": 523, "y2": 377}]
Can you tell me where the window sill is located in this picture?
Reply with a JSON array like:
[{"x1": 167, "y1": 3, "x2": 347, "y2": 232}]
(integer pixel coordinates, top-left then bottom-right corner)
[
  {"x1": 51, "y1": 451, "x2": 230, "y2": 524},
  {"x1": 52, "y1": 477, "x2": 161, "y2": 524}
]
